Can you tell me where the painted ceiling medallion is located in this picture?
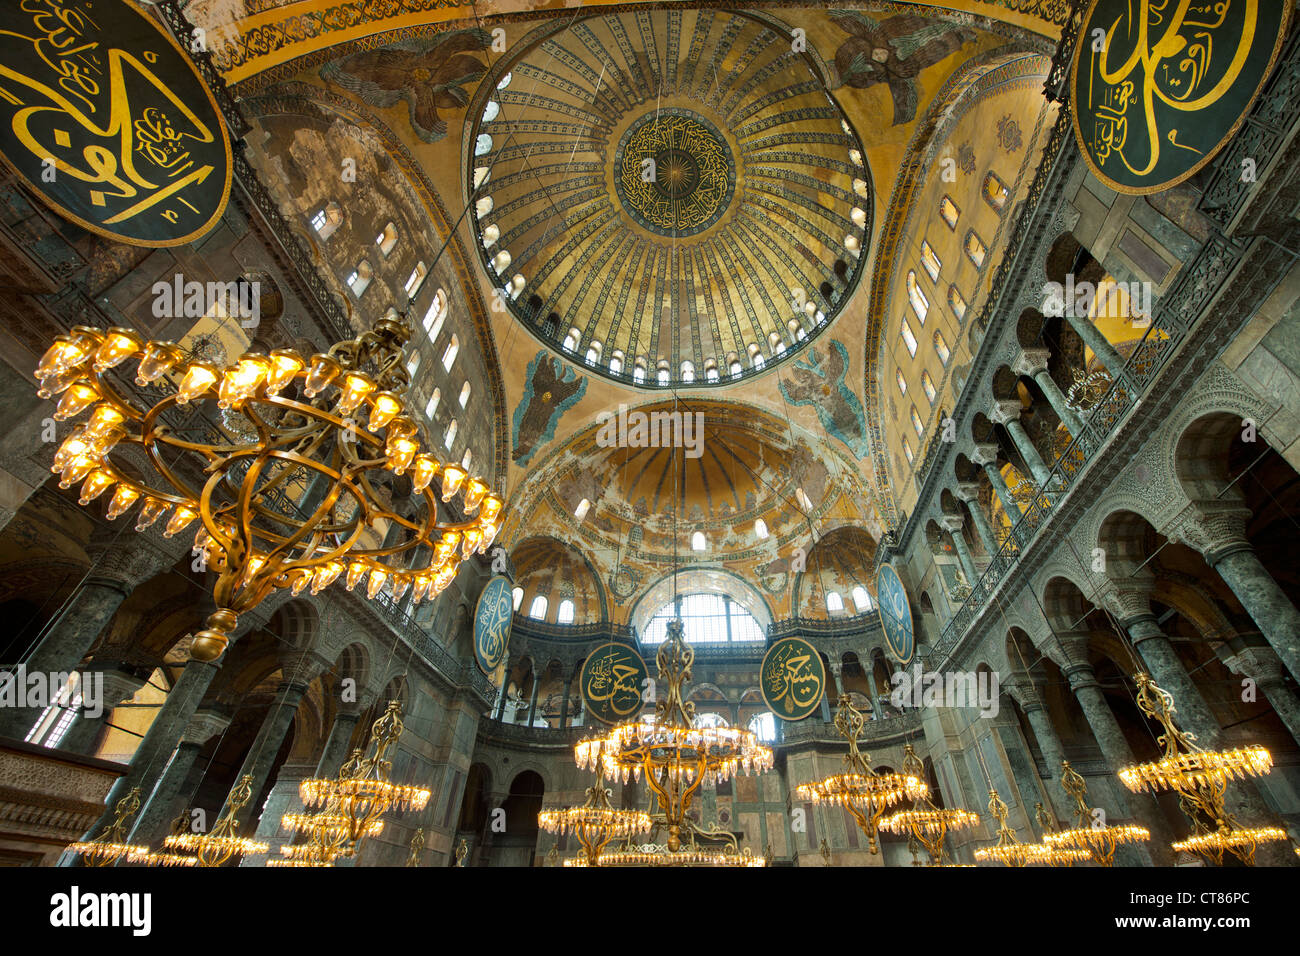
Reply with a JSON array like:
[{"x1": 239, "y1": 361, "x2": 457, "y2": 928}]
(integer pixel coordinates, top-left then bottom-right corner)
[{"x1": 615, "y1": 109, "x2": 734, "y2": 236}]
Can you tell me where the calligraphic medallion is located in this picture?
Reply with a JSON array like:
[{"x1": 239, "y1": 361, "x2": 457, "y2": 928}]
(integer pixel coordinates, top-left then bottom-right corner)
[
  {"x1": 580, "y1": 642, "x2": 647, "y2": 725},
  {"x1": 876, "y1": 562, "x2": 914, "y2": 666},
  {"x1": 1070, "y1": 0, "x2": 1290, "y2": 194},
  {"x1": 0, "y1": 0, "x2": 233, "y2": 246},
  {"x1": 760, "y1": 637, "x2": 825, "y2": 721},
  {"x1": 473, "y1": 575, "x2": 513, "y2": 687},
  {"x1": 614, "y1": 108, "x2": 734, "y2": 236}
]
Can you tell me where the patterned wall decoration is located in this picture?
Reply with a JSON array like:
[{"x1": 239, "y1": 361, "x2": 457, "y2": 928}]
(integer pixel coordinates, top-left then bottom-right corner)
[
  {"x1": 778, "y1": 340, "x2": 871, "y2": 459},
  {"x1": 319, "y1": 29, "x2": 492, "y2": 143},
  {"x1": 830, "y1": 13, "x2": 979, "y2": 125},
  {"x1": 511, "y1": 351, "x2": 588, "y2": 468}
]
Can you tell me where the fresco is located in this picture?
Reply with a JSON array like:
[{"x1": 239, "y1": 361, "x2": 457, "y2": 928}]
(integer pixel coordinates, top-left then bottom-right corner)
[
  {"x1": 511, "y1": 352, "x2": 587, "y2": 467},
  {"x1": 779, "y1": 340, "x2": 871, "y2": 459}
]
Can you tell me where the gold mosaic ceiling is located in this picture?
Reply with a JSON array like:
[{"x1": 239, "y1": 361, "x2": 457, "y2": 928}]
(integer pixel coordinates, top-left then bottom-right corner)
[{"x1": 466, "y1": 9, "x2": 871, "y2": 387}]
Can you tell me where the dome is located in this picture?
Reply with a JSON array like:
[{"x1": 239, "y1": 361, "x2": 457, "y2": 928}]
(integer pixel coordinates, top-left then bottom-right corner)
[{"x1": 466, "y1": 10, "x2": 871, "y2": 388}]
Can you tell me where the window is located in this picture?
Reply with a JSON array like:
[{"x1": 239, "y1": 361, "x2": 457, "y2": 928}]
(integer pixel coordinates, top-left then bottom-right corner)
[
  {"x1": 444, "y1": 420, "x2": 457, "y2": 449},
  {"x1": 920, "y1": 241, "x2": 941, "y2": 282},
  {"x1": 939, "y1": 195, "x2": 959, "y2": 230},
  {"x1": 529, "y1": 595, "x2": 548, "y2": 619},
  {"x1": 24, "y1": 673, "x2": 81, "y2": 748},
  {"x1": 728, "y1": 359, "x2": 743, "y2": 379},
  {"x1": 769, "y1": 331, "x2": 786, "y2": 355},
  {"x1": 901, "y1": 318, "x2": 918, "y2": 357},
  {"x1": 425, "y1": 388, "x2": 440, "y2": 418},
  {"x1": 562, "y1": 328, "x2": 580, "y2": 352},
  {"x1": 458, "y1": 381, "x2": 471, "y2": 408},
  {"x1": 633, "y1": 363, "x2": 646, "y2": 384},
  {"x1": 795, "y1": 487, "x2": 813, "y2": 511},
  {"x1": 903, "y1": 437, "x2": 914, "y2": 463},
  {"x1": 585, "y1": 346, "x2": 600, "y2": 365},
  {"x1": 896, "y1": 369, "x2": 908, "y2": 395},
  {"x1": 754, "y1": 518, "x2": 769, "y2": 540},
  {"x1": 461, "y1": 449, "x2": 471, "y2": 469},
  {"x1": 705, "y1": 364, "x2": 719, "y2": 382},
  {"x1": 404, "y1": 261, "x2": 428, "y2": 299},
  {"x1": 948, "y1": 286, "x2": 967, "y2": 322},
  {"x1": 375, "y1": 222, "x2": 398, "y2": 256},
  {"x1": 921, "y1": 370, "x2": 937, "y2": 405},
  {"x1": 311, "y1": 208, "x2": 329, "y2": 233},
  {"x1": 751, "y1": 352, "x2": 766, "y2": 370},
  {"x1": 311, "y1": 203, "x2": 341, "y2": 240},
  {"x1": 964, "y1": 231, "x2": 987, "y2": 269},
  {"x1": 346, "y1": 260, "x2": 372, "y2": 296},
  {"x1": 852, "y1": 586, "x2": 874, "y2": 612},
  {"x1": 788, "y1": 318, "x2": 807, "y2": 342},
  {"x1": 574, "y1": 497, "x2": 591, "y2": 521},
  {"x1": 907, "y1": 271, "x2": 928, "y2": 322},
  {"x1": 609, "y1": 351, "x2": 624, "y2": 375},
  {"x1": 934, "y1": 330, "x2": 951, "y2": 365},
  {"x1": 694, "y1": 713, "x2": 728, "y2": 728},
  {"x1": 641, "y1": 593, "x2": 764, "y2": 644},
  {"x1": 442, "y1": 335, "x2": 459, "y2": 371},
  {"x1": 481, "y1": 100, "x2": 500, "y2": 123},
  {"x1": 512, "y1": 586, "x2": 524, "y2": 611},
  {"x1": 657, "y1": 366, "x2": 670, "y2": 385},
  {"x1": 691, "y1": 531, "x2": 707, "y2": 551},
  {"x1": 681, "y1": 360, "x2": 695, "y2": 382},
  {"x1": 474, "y1": 133, "x2": 493, "y2": 156},
  {"x1": 983, "y1": 172, "x2": 1009, "y2": 211},
  {"x1": 423, "y1": 289, "x2": 447, "y2": 338},
  {"x1": 497, "y1": 72, "x2": 512, "y2": 90},
  {"x1": 748, "y1": 712, "x2": 777, "y2": 743},
  {"x1": 557, "y1": 599, "x2": 575, "y2": 624},
  {"x1": 406, "y1": 350, "x2": 421, "y2": 376},
  {"x1": 826, "y1": 591, "x2": 843, "y2": 612},
  {"x1": 911, "y1": 405, "x2": 925, "y2": 438}
]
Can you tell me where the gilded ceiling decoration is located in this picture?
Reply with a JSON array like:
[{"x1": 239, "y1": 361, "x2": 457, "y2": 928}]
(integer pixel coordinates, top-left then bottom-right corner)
[{"x1": 466, "y1": 9, "x2": 872, "y2": 387}]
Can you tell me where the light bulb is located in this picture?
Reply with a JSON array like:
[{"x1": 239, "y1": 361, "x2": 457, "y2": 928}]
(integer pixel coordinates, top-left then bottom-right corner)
[
  {"x1": 78, "y1": 469, "x2": 115, "y2": 505},
  {"x1": 479, "y1": 495, "x2": 503, "y2": 523},
  {"x1": 241, "y1": 556, "x2": 266, "y2": 586},
  {"x1": 105, "y1": 484, "x2": 140, "y2": 519},
  {"x1": 303, "y1": 354, "x2": 341, "y2": 397},
  {"x1": 54, "y1": 382, "x2": 100, "y2": 420},
  {"x1": 479, "y1": 522, "x2": 499, "y2": 548},
  {"x1": 162, "y1": 505, "x2": 197, "y2": 537},
  {"x1": 440, "y1": 464, "x2": 466, "y2": 501},
  {"x1": 36, "y1": 366, "x2": 83, "y2": 399},
  {"x1": 367, "y1": 391, "x2": 403, "y2": 431},
  {"x1": 365, "y1": 567, "x2": 389, "y2": 599},
  {"x1": 58, "y1": 455, "x2": 97, "y2": 488},
  {"x1": 84, "y1": 425, "x2": 124, "y2": 458},
  {"x1": 92, "y1": 328, "x2": 142, "y2": 372},
  {"x1": 334, "y1": 372, "x2": 375, "y2": 416},
  {"x1": 409, "y1": 455, "x2": 438, "y2": 493},
  {"x1": 36, "y1": 336, "x2": 89, "y2": 378},
  {"x1": 310, "y1": 561, "x2": 344, "y2": 594},
  {"x1": 217, "y1": 355, "x2": 269, "y2": 408},
  {"x1": 345, "y1": 562, "x2": 367, "y2": 591},
  {"x1": 463, "y1": 478, "x2": 488, "y2": 514},
  {"x1": 134, "y1": 498, "x2": 168, "y2": 531},
  {"x1": 84, "y1": 404, "x2": 126, "y2": 437},
  {"x1": 390, "y1": 574, "x2": 410, "y2": 600},
  {"x1": 264, "y1": 349, "x2": 304, "y2": 396},
  {"x1": 386, "y1": 436, "x2": 417, "y2": 474},
  {"x1": 135, "y1": 342, "x2": 182, "y2": 385},
  {"x1": 461, "y1": 527, "x2": 482, "y2": 558},
  {"x1": 175, "y1": 363, "x2": 218, "y2": 403},
  {"x1": 52, "y1": 435, "x2": 94, "y2": 473},
  {"x1": 434, "y1": 532, "x2": 460, "y2": 563},
  {"x1": 412, "y1": 575, "x2": 432, "y2": 603},
  {"x1": 290, "y1": 572, "x2": 310, "y2": 596}
]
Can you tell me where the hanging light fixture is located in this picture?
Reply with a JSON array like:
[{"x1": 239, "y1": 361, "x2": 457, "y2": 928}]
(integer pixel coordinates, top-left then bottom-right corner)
[
  {"x1": 1042, "y1": 760, "x2": 1150, "y2": 866},
  {"x1": 66, "y1": 787, "x2": 150, "y2": 866},
  {"x1": 973, "y1": 788, "x2": 1076, "y2": 866},
  {"x1": 32, "y1": 311, "x2": 505, "y2": 662},
  {"x1": 539, "y1": 745, "x2": 652, "y2": 866},
  {"x1": 163, "y1": 774, "x2": 269, "y2": 866},
  {"x1": 880, "y1": 743, "x2": 979, "y2": 865}
]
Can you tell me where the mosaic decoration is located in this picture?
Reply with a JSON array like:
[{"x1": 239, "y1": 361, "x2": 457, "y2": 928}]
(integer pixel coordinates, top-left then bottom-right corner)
[
  {"x1": 779, "y1": 340, "x2": 871, "y2": 459},
  {"x1": 0, "y1": 0, "x2": 231, "y2": 247},
  {"x1": 615, "y1": 109, "x2": 734, "y2": 236},
  {"x1": 1070, "y1": 0, "x2": 1290, "y2": 194},
  {"x1": 511, "y1": 351, "x2": 587, "y2": 468},
  {"x1": 995, "y1": 114, "x2": 1023, "y2": 152}
]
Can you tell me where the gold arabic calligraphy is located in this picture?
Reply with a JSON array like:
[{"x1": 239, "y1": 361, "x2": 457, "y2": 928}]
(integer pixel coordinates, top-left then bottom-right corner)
[
  {"x1": 582, "y1": 645, "x2": 644, "y2": 721},
  {"x1": 617, "y1": 112, "x2": 731, "y2": 234},
  {"x1": 762, "y1": 640, "x2": 822, "y2": 717}
]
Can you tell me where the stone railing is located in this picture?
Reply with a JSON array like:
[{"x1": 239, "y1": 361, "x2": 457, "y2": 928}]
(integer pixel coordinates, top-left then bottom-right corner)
[
  {"x1": 778, "y1": 709, "x2": 922, "y2": 747},
  {"x1": 509, "y1": 617, "x2": 638, "y2": 645}
]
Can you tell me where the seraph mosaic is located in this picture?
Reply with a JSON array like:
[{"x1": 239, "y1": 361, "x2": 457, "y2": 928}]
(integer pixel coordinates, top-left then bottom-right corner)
[
  {"x1": 512, "y1": 352, "x2": 588, "y2": 468},
  {"x1": 779, "y1": 340, "x2": 870, "y2": 459},
  {"x1": 320, "y1": 29, "x2": 492, "y2": 143},
  {"x1": 830, "y1": 13, "x2": 978, "y2": 126}
]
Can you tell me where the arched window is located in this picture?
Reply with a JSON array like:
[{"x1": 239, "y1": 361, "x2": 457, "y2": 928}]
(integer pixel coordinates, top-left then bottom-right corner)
[
  {"x1": 982, "y1": 172, "x2": 1009, "y2": 211},
  {"x1": 948, "y1": 286, "x2": 967, "y2": 322},
  {"x1": 442, "y1": 335, "x2": 459, "y2": 371},
  {"x1": 585, "y1": 345, "x2": 601, "y2": 365},
  {"x1": 728, "y1": 358, "x2": 743, "y2": 378},
  {"x1": 641, "y1": 593, "x2": 764, "y2": 644},
  {"x1": 691, "y1": 531, "x2": 707, "y2": 551},
  {"x1": 346, "y1": 260, "x2": 372, "y2": 296},
  {"x1": 934, "y1": 330, "x2": 951, "y2": 365},
  {"x1": 681, "y1": 360, "x2": 695, "y2": 382},
  {"x1": 748, "y1": 712, "x2": 777, "y2": 743},
  {"x1": 404, "y1": 261, "x2": 428, "y2": 298},
  {"x1": 557, "y1": 599, "x2": 575, "y2": 624},
  {"x1": 406, "y1": 350, "x2": 421, "y2": 376},
  {"x1": 694, "y1": 713, "x2": 728, "y2": 728},
  {"x1": 375, "y1": 222, "x2": 398, "y2": 256},
  {"x1": 425, "y1": 388, "x2": 440, "y2": 418},
  {"x1": 562, "y1": 328, "x2": 580, "y2": 352},
  {"x1": 939, "y1": 195, "x2": 959, "y2": 230},
  {"x1": 911, "y1": 406, "x2": 925, "y2": 437},
  {"x1": 896, "y1": 369, "x2": 907, "y2": 395},
  {"x1": 920, "y1": 241, "x2": 941, "y2": 282},
  {"x1": 528, "y1": 595, "x2": 548, "y2": 620},
  {"x1": 474, "y1": 133, "x2": 493, "y2": 156},
  {"x1": 481, "y1": 100, "x2": 500, "y2": 123},
  {"x1": 921, "y1": 370, "x2": 937, "y2": 405},
  {"x1": 423, "y1": 289, "x2": 447, "y2": 337},
  {"x1": 903, "y1": 437, "x2": 914, "y2": 463},
  {"x1": 768, "y1": 331, "x2": 786, "y2": 355},
  {"x1": 964, "y1": 231, "x2": 987, "y2": 269},
  {"x1": 497, "y1": 72, "x2": 512, "y2": 90},
  {"x1": 795, "y1": 487, "x2": 813, "y2": 511},
  {"x1": 906, "y1": 271, "x2": 928, "y2": 322},
  {"x1": 705, "y1": 363, "x2": 719, "y2": 382},
  {"x1": 609, "y1": 351, "x2": 624, "y2": 375},
  {"x1": 444, "y1": 420, "x2": 457, "y2": 449},
  {"x1": 633, "y1": 362, "x2": 646, "y2": 384},
  {"x1": 754, "y1": 518, "x2": 769, "y2": 540},
  {"x1": 458, "y1": 381, "x2": 471, "y2": 408},
  {"x1": 826, "y1": 591, "x2": 843, "y2": 612},
  {"x1": 656, "y1": 366, "x2": 670, "y2": 385},
  {"x1": 311, "y1": 202, "x2": 342, "y2": 240},
  {"x1": 512, "y1": 586, "x2": 524, "y2": 611},
  {"x1": 901, "y1": 318, "x2": 918, "y2": 357},
  {"x1": 574, "y1": 497, "x2": 591, "y2": 521},
  {"x1": 749, "y1": 344, "x2": 765, "y2": 370},
  {"x1": 852, "y1": 586, "x2": 873, "y2": 612}
]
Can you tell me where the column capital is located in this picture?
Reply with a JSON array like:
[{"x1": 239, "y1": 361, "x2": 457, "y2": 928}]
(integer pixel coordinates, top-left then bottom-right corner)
[
  {"x1": 181, "y1": 708, "x2": 232, "y2": 746},
  {"x1": 83, "y1": 536, "x2": 176, "y2": 595},
  {"x1": 1222, "y1": 645, "x2": 1286, "y2": 685},
  {"x1": 1094, "y1": 581, "x2": 1157, "y2": 626},
  {"x1": 1012, "y1": 347, "x2": 1052, "y2": 378},
  {"x1": 939, "y1": 514, "x2": 965, "y2": 534},
  {"x1": 989, "y1": 399, "x2": 1023, "y2": 426},
  {"x1": 1001, "y1": 673, "x2": 1044, "y2": 712},
  {"x1": 955, "y1": 481, "x2": 982, "y2": 503},
  {"x1": 1167, "y1": 502, "x2": 1253, "y2": 564},
  {"x1": 971, "y1": 443, "x2": 1000, "y2": 467}
]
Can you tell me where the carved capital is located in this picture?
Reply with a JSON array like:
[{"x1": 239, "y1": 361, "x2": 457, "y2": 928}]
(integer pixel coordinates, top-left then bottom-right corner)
[
  {"x1": 182, "y1": 708, "x2": 232, "y2": 746},
  {"x1": 939, "y1": 514, "x2": 965, "y2": 535},
  {"x1": 1051, "y1": 631, "x2": 1094, "y2": 674},
  {"x1": 971, "y1": 443, "x2": 1001, "y2": 467},
  {"x1": 955, "y1": 481, "x2": 982, "y2": 503},
  {"x1": 1095, "y1": 582, "x2": 1156, "y2": 624},
  {"x1": 1012, "y1": 348, "x2": 1051, "y2": 379},
  {"x1": 1001, "y1": 673, "x2": 1043, "y2": 711},
  {"x1": 1222, "y1": 646, "x2": 1286, "y2": 685},
  {"x1": 84, "y1": 535, "x2": 175, "y2": 594},
  {"x1": 989, "y1": 399, "x2": 1022, "y2": 426},
  {"x1": 1168, "y1": 502, "x2": 1252, "y2": 563}
]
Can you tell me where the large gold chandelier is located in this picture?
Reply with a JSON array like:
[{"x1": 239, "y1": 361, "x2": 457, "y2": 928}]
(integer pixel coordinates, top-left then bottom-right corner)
[
  {"x1": 573, "y1": 619, "x2": 772, "y2": 863},
  {"x1": 794, "y1": 695, "x2": 927, "y2": 853},
  {"x1": 1043, "y1": 760, "x2": 1150, "y2": 866},
  {"x1": 163, "y1": 774, "x2": 269, "y2": 866},
  {"x1": 34, "y1": 312, "x2": 503, "y2": 662},
  {"x1": 1117, "y1": 673, "x2": 1282, "y2": 866},
  {"x1": 539, "y1": 746, "x2": 652, "y2": 866},
  {"x1": 66, "y1": 787, "x2": 149, "y2": 866},
  {"x1": 972, "y1": 789, "x2": 1087, "y2": 867},
  {"x1": 880, "y1": 743, "x2": 979, "y2": 866}
]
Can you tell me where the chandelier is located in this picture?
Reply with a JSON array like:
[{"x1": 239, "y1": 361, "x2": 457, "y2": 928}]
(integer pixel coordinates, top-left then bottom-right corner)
[
  {"x1": 33, "y1": 312, "x2": 504, "y2": 662},
  {"x1": 880, "y1": 743, "x2": 979, "y2": 866},
  {"x1": 794, "y1": 694, "x2": 927, "y2": 853},
  {"x1": 1117, "y1": 672, "x2": 1282, "y2": 866},
  {"x1": 163, "y1": 774, "x2": 269, "y2": 866},
  {"x1": 539, "y1": 745, "x2": 652, "y2": 866},
  {"x1": 66, "y1": 786, "x2": 149, "y2": 866},
  {"x1": 298, "y1": 700, "x2": 431, "y2": 853},
  {"x1": 973, "y1": 788, "x2": 1082, "y2": 866},
  {"x1": 573, "y1": 619, "x2": 771, "y2": 863},
  {"x1": 1042, "y1": 760, "x2": 1150, "y2": 866},
  {"x1": 1031, "y1": 801, "x2": 1092, "y2": 867}
]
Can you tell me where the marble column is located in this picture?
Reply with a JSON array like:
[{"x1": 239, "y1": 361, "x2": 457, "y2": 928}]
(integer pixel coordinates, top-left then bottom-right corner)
[
  {"x1": 1177, "y1": 506, "x2": 1300, "y2": 684},
  {"x1": 0, "y1": 538, "x2": 174, "y2": 739},
  {"x1": 991, "y1": 399, "x2": 1052, "y2": 487},
  {"x1": 526, "y1": 674, "x2": 540, "y2": 727},
  {"x1": 1061, "y1": 307, "x2": 1127, "y2": 383},
  {"x1": 56, "y1": 664, "x2": 151, "y2": 756},
  {"x1": 314, "y1": 708, "x2": 363, "y2": 778},
  {"x1": 242, "y1": 764, "x2": 314, "y2": 867},
  {"x1": 972, "y1": 443, "x2": 1021, "y2": 519},
  {"x1": 128, "y1": 708, "x2": 231, "y2": 846},
  {"x1": 955, "y1": 482, "x2": 998, "y2": 556},
  {"x1": 231, "y1": 677, "x2": 311, "y2": 827},
  {"x1": 940, "y1": 515, "x2": 978, "y2": 586},
  {"x1": 559, "y1": 675, "x2": 573, "y2": 730},
  {"x1": 1013, "y1": 347, "x2": 1086, "y2": 437},
  {"x1": 1224, "y1": 646, "x2": 1300, "y2": 754},
  {"x1": 826, "y1": 664, "x2": 842, "y2": 708}
]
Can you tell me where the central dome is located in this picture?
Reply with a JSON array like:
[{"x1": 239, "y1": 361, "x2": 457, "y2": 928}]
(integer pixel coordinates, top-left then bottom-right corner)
[{"x1": 467, "y1": 10, "x2": 872, "y2": 388}]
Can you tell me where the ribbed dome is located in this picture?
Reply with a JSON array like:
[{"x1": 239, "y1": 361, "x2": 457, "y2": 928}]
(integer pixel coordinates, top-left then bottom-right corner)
[{"x1": 467, "y1": 9, "x2": 871, "y2": 388}]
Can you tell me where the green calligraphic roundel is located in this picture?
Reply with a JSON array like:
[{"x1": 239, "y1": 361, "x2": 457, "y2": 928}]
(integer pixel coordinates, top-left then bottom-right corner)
[
  {"x1": 474, "y1": 575, "x2": 513, "y2": 687},
  {"x1": 876, "y1": 562, "x2": 914, "y2": 666},
  {"x1": 0, "y1": 0, "x2": 233, "y2": 246},
  {"x1": 580, "y1": 642, "x2": 647, "y2": 725},
  {"x1": 760, "y1": 636, "x2": 825, "y2": 721},
  {"x1": 1070, "y1": 0, "x2": 1290, "y2": 194}
]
